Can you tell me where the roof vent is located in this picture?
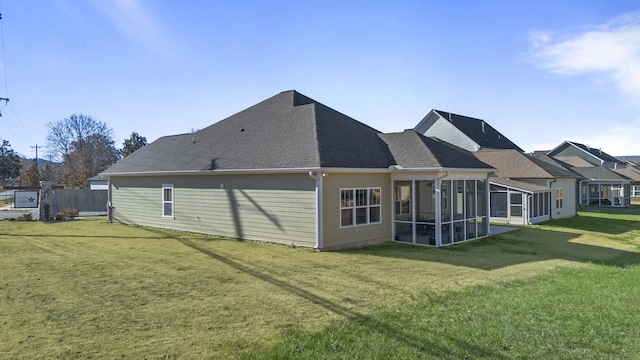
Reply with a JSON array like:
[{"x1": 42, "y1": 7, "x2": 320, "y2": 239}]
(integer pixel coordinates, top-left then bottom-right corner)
[
  {"x1": 448, "y1": 113, "x2": 452, "y2": 122},
  {"x1": 481, "y1": 121, "x2": 486, "y2": 133}
]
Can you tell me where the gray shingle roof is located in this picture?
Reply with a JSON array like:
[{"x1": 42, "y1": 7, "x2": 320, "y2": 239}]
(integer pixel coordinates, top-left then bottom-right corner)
[
  {"x1": 103, "y1": 91, "x2": 495, "y2": 175},
  {"x1": 433, "y1": 110, "x2": 524, "y2": 152},
  {"x1": 570, "y1": 167, "x2": 629, "y2": 182},
  {"x1": 527, "y1": 153, "x2": 581, "y2": 179},
  {"x1": 474, "y1": 149, "x2": 553, "y2": 179},
  {"x1": 490, "y1": 177, "x2": 551, "y2": 193},
  {"x1": 103, "y1": 90, "x2": 395, "y2": 174},
  {"x1": 611, "y1": 167, "x2": 640, "y2": 181},
  {"x1": 379, "y1": 131, "x2": 494, "y2": 169}
]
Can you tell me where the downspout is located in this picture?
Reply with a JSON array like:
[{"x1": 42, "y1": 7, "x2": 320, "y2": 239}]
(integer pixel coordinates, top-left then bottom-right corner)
[
  {"x1": 549, "y1": 178, "x2": 556, "y2": 220},
  {"x1": 107, "y1": 179, "x2": 114, "y2": 223},
  {"x1": 525, "y1": 194, "x2": 532, "y2": 225},
  {"x1": 309, "y1": 171, "x2": 323, "y2": 250},
  {"x1": 434, "y1": 171, "x2": 449, "y2": 247}
]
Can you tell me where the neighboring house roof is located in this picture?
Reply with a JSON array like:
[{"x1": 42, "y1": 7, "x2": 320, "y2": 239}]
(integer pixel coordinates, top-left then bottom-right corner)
[
  {"x1": 414, "y1": 110, "x2": 523, "y2": 152},
  {"x1": 611, "y1": 167, "x2": 640, "y2": 182},
  {"x1": 570, "y1": 167, "x2": 630, "y2": 182},
  {"x1": 527, "y1": 153, "x2": 582, "y2": 179},
  {"x1": 490, "y1": 177, "x2": 551, "y2": 194},
  {"x1": 103, "y1": 90, "x2": 396, "y2": 174},
  {"x1": 474, "y1": 149, "x2": 553, "y2": 179},
  {"x1": 379, "y1": 131, "x2": 494, "y2": 170},
  {"x1": 617, "y1": 155, "x2": 640, "y2": 165},
  {"x1": 547, "y1": 141, "x2": 623, "y2": 166},
  {"x1": 102, "y1": 91, "x2": 493, "y2": 175},
  {"x1": 553, "y1": 156, "x2": 595, "y2": 168}
]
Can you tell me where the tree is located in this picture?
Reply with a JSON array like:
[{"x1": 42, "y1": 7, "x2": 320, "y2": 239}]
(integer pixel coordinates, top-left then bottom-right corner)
[
  {"x1": 121, "y1": 132, "x2": 148, "y2": 157},
  {"x1": 24, "y1": 162, "x2": 42, "y2": 186},
  {"x1": 0, "y1": 139, "x2": 21, "y2": 187},
  {"x1": 46, "y1": 114, "x2": 121, "y2": 188}
]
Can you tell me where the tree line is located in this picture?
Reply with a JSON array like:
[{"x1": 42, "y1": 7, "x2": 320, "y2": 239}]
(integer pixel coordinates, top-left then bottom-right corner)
[{"x1": 0, "y1": 113, "x2": 147, "y2": 188}]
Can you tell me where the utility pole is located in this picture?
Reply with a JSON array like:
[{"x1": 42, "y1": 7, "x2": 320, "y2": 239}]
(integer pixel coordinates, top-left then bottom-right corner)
[{"x1": 31, "y1": 144, "x2": 39, "y2": 163}]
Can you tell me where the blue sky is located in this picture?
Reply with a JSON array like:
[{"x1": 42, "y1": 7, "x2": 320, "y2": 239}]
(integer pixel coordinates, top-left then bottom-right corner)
[{"x1": 2, "y1": 0, "x2": 640, "y2": 159}]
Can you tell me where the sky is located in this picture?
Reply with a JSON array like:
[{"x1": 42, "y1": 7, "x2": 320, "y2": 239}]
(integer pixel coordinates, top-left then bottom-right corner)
[{"x1": 1, "y1": 0, "x2": 640, "y2": 160}]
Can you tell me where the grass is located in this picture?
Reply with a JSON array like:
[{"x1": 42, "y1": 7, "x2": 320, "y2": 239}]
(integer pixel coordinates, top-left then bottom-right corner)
[{"x1": 1, "y1": 207, "x2": 640, "y2": 358}]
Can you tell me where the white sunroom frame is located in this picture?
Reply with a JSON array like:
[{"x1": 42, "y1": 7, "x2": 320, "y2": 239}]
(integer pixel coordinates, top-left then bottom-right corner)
[
  {"x1": 391, "y1": 170, "x2": 491, "y2": 247},
  {"x1": 489, "y1": 181, "x2": 552, "y2": 225}
]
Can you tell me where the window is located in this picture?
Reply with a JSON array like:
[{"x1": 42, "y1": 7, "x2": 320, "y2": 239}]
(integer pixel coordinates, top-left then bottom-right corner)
[
  {"x1": 162, "y1": 184, "x2": 174, "y2": 219},
  {"x1": 395, "y1": 184, "x2": 411, "y2": 216},
  {"x1": 555, "y1": 188, "x2": 564, "y2": 209},
  {"x1": 341, "y1": 188, "x2": 381, "y2": 227}
]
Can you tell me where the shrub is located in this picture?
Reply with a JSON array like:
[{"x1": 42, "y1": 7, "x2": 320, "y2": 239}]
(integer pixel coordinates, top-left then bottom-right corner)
[
  {"x1": 22, "y1": 213, "x2": 33, "y2": 221},
  {"x1": 54, "y1": 208, "x2": 79, "y2": 221}
]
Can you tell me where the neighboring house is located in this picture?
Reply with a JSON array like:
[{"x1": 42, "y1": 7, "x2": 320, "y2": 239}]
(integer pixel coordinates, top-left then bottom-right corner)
[
  {"x1": 414, "y1": 110, "x2": 523, "y2": 152},
  {"x1": 101, "y1": 91, "x2": 495, "y2": 250},
  {"x1": 622, "y1": 165, "x2": 640, "y2": 198},
  {"x1": 527, "y1": 152, "x2": 582, "y2": 218},
  {"x1": 548, "y1": 141, "x2": 633, "y2": 207},
  {"x1": 413, "y1": 111, "x2": 579, "y2": 224},
  {"x1": 548, "y1": 141, "x2": 623, "y2": 169},
  {"x1": 88, "y1": 175, "x2": 109, "y2": 191},
  {"x1": 567, "y1": 167, "x2": 631, "y2": 206},
  {"x1": 611, "y1": 166, "x2": 640, "y2": 200},
  {"x1": 473, "y1": 149, "x2": 577, "y2": 225}
]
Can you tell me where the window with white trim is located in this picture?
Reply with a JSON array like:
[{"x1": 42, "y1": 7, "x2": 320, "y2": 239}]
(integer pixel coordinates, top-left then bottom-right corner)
[
  {"x1": 162, "y1": 184, "x2": 174, "y2": 219},
  {"x1": 555, "y1": 188, "x2": 564, "y2": 209},
  {"x1": 341, "y1": 188, "x2": 381, "y2": 227}
]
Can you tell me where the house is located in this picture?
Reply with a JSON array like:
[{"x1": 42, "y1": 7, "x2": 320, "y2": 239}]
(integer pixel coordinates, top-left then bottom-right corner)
[
  {"x1": 88, "y1": 174, "x2": 109, "y2": 191},
  {"x1": 473, "y1": 149, "x2": 577, "y2": 225},
  {"x1": 548, "y1": 141, "x2": 623, "y2": 169},
  {"x1": 548, "y1": 141, "x2": 632, "y2": 207},
  {"x1": 527, "y1": 152, "x2": 582, "y2": 218},
  {"x1": 413, "y1": 110, "x2": 579, "y2": 224},
  {"x1": 101, "y1": 90, "x2": 495, "y2": 250},
  {"x1": 414, "y1": 110, "x2": 523, "y2": 152}
]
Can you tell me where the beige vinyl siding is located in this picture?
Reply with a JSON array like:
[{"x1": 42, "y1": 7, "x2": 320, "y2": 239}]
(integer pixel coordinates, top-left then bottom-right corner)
[
  {"x1": 111, "y1": 173, "x2": 317, "y2": 247},
  {"x1": 322, "y1": 172, "x2": 392, "y2": 250},
  {"x1": 552, "y1": 178, "x2": 577, "y2": 219}
]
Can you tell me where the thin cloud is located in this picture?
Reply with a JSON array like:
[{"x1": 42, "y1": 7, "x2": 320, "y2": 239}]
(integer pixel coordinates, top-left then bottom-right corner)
[
  {"x1": 530, "y1": 12, "x2": 640, "y2": 97},
  {"x1": 89, "y1": 0, "x2": 169, "y2": 56}
]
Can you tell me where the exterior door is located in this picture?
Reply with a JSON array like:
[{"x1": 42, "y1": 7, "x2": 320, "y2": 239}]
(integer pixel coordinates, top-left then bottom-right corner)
[{"x1": 509, "y1": 192, "x2": 524, "y2": 224}]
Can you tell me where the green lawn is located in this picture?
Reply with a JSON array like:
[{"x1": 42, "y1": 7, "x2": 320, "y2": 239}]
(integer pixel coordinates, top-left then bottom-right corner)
[{"x1": 1, "y1": 208, "x2": 640, "y2": 358}]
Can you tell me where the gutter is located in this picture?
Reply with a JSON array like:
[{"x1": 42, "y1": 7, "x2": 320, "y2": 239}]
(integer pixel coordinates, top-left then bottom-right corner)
[
  {"x1": 308, "y1": 170, "x2": 325, "y2": 250},
  {"x1": 103, "y1": 165, "x2": 496, "y2": 178}
]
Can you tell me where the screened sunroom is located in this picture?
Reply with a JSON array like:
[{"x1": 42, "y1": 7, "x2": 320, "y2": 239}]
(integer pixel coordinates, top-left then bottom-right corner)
[
  {"x1": 393, "y1": 177, "x2": 489, "y2": 246},
  {"x1": 580, "y1": 182, "x2": 631, "y2": 207},
  {"x1": 488, "y1": 179, "x2": 551, "y2": 225}
]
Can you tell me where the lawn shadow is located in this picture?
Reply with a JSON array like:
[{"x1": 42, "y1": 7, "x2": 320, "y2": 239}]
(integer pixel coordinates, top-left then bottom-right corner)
[
  {"x1": 542, "y1": 213, "x2": 640, "y2": 235},
  {"x1": 169, "y1": 232, "x2": 508, "y2": 359},
  {"x1": 350, "y1": 227, "x2": 640, "y2": 271}
]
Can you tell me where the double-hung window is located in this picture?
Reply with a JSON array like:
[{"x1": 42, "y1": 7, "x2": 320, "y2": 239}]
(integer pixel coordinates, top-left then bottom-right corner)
[
  {"x1": 555, "y1": 188, "x2": 563, "y2": 209},
  {"x1": 341, "y1": 188, "x2": 381, "y2": 227},
  {"x1": 162, "y1": 184, "x2": 174, "y2": 219}
]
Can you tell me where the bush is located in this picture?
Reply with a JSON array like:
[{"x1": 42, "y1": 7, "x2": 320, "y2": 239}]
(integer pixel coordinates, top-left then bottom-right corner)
[
  {"x1": 15, "y1": 213, "x2": 34, "y2": 221},
  {"x1": 54, "y1": 208, "x2": 79, "y2": 221}
]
